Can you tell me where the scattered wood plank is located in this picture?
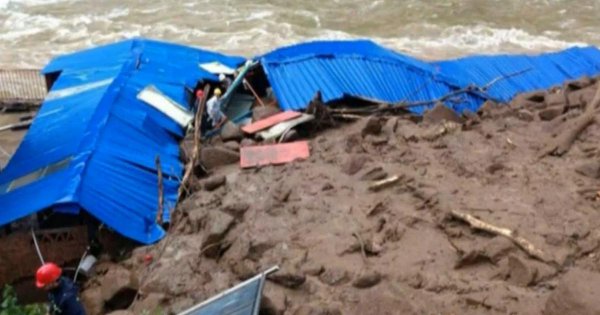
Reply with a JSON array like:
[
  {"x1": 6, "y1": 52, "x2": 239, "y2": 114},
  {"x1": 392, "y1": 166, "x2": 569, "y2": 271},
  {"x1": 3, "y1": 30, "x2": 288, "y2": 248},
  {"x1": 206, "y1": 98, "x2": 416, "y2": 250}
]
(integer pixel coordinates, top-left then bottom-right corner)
[
  {"x1": 450, "y1": 210, "x2": 551, "y2": 264},
  {"x1": 368, "y1": 175, "x2": 401, "y2": 192},
  {"x1": 241, "y1": 111, "x2": 302, "y2": 134},
  {"x1": 240, "y1": 141, "x2": 310, "y2": 168}
]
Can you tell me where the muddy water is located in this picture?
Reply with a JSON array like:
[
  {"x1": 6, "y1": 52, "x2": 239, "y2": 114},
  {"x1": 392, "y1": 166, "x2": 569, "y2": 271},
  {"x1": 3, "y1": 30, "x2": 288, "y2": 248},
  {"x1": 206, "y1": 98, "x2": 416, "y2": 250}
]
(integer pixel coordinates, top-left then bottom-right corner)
[{"x1": 0, "y1": 0, "x2": 599, "y2": 68}]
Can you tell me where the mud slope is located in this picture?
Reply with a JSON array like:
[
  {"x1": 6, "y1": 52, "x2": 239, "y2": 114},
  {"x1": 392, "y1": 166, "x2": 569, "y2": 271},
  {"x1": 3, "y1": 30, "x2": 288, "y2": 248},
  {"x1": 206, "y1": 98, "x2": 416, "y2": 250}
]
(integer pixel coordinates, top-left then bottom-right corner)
[{"x1": 88, "y1": 78, "x2": 600, "y2": 315}]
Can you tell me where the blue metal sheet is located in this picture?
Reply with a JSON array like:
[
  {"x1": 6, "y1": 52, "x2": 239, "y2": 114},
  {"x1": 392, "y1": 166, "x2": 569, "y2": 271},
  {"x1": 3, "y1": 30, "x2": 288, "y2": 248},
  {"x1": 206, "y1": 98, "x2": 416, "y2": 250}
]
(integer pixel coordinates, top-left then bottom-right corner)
[
  {"x1": 433, "y1": 46, "x2": 600, "y2": 103},
  {"x1": 258, "y1": 40, "x2": 481, "y2": 114},
  {"x1": 0, "y1": 38, "x2": 245, "y2": 244},
  {"x1": 184, "y1": 277, "x2": 261, "y2": 315},
  {"x1": 179, "y1": 267, "x2": 278, "y2": 315}
]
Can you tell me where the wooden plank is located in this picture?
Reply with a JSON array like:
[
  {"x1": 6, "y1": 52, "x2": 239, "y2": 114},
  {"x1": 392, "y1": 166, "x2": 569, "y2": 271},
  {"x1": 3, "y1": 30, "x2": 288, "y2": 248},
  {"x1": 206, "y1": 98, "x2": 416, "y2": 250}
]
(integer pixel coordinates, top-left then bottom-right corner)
[
  {"x1": 241, "y1": 111, "x2": 302, "y2": 134},
  {"x1": 240, "y1": 141, "x2": 310, "y2": 168}
]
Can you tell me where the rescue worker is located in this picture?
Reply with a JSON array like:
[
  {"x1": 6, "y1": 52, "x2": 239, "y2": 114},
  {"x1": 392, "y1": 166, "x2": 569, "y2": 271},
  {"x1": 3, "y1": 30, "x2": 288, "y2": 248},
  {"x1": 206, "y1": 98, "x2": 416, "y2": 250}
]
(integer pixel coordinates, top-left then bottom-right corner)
[
  {"x1": 206, "y1": 88, "x2": 227, "y2": 129},
  {"x1": 36, "y1": 263, "x2": 86, "y2": 315},
  {"x1": 218, "y1": 73, "x2": 232, "y2": 91}
]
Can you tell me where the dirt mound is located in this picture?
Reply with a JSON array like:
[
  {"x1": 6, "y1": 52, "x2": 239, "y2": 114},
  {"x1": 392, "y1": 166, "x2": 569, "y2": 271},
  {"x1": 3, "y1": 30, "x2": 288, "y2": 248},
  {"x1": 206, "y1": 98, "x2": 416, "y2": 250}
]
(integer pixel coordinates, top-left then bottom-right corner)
[
  {"x1": 544, "y1": 268, "x2": 600, "y2": 315},
  {"x1": 83, "y1": 78, "x2": 600, "y2": 314}
]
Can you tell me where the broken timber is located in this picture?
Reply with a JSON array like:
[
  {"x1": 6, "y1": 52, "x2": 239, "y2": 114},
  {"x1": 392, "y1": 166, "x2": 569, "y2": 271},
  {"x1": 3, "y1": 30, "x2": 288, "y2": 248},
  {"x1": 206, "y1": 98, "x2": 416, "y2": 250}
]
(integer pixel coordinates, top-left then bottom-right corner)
[
  {"x1": 368, "y1": 175, "x2": 401, "y2": 192},
  {"x1": 450, "y1": 210, "x2": 551, "y2": 264},
  {"x1": 179, "y1": 85, "x2": 210, "y2": 200}
]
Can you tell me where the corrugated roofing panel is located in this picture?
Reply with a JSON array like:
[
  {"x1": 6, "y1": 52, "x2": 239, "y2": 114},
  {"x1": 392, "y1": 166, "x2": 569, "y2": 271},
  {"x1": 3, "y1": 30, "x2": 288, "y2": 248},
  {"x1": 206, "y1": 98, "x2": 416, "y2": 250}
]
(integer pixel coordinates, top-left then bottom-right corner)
[
  {"x1": 0, "y1": 38, "x2": 245, "y2": 244},
  {"x1": 433, "y1": 46, "x2": 600, "y2": 103},
  {"x1": 260, "y1": 40, "x2": 479, "y2": 114}
]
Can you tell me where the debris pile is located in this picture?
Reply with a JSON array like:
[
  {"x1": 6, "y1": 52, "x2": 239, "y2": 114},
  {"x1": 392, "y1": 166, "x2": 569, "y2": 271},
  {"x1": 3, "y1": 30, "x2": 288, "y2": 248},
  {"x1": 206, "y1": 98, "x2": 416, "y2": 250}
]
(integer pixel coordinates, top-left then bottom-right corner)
[{"x1": 74, "y1": 75, "x2": 600, "y2": 314}]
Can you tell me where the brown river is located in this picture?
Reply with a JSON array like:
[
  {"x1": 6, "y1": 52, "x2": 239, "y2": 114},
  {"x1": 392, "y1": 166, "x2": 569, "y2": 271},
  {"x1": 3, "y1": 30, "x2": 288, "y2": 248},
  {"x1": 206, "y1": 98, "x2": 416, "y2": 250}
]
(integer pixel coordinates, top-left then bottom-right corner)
[{"x1": 0, "y1": 0, "x2": 599, "y2": 68}]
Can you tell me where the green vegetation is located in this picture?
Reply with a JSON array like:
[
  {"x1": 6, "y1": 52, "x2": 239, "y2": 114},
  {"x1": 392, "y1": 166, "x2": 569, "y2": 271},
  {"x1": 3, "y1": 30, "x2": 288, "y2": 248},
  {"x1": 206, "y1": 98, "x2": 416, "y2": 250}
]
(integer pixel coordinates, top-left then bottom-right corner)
[{"x1": 1, "y1": 286, "x2": 45, "y2": 315}]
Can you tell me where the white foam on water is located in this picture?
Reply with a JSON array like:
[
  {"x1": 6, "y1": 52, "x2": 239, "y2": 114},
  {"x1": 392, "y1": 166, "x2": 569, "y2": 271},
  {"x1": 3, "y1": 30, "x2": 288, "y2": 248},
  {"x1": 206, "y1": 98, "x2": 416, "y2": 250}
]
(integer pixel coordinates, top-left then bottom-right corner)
[
  {"x1": 0, "y1": 0, "x2": 598, "y2": 68},
  {"x1": 375, "y1": 24, "x2": 588, "y2": 59}
]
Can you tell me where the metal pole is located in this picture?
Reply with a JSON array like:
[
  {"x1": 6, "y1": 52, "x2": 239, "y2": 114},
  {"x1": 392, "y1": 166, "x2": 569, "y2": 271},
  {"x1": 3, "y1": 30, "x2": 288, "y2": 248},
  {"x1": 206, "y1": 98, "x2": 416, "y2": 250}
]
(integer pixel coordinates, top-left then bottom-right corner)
[{"x1": 31, "y1": 228, "x2": 45, "y2": 265}]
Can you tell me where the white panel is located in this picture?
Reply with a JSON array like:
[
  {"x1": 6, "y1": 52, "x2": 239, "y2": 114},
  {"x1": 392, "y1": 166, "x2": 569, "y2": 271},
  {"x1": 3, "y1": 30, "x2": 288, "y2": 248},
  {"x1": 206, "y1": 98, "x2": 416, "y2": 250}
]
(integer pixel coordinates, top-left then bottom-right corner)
[
  {"x1": 137, "y1": 85, "x2": 193, "y2": 127},
  {"x1": 45, "y1": 78, "x2": 114, "y2": 101},
  {"x1": 199, "y1": 62, "x2": 236, "y2": 75}
]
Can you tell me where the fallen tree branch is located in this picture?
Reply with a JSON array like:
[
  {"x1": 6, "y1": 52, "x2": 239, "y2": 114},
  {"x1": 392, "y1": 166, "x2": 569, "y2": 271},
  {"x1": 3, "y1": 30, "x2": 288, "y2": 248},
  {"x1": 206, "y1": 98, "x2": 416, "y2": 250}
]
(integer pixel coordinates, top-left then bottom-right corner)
[
  {"x1": 178, "y1": 84, "x2": 210, "y2": 200},
  {"x1": 538, "y1": 84, "x2": 600, "y2": 158},
  {"x1": 450, "y1": 210, "x2": 551, "y2": 264}
]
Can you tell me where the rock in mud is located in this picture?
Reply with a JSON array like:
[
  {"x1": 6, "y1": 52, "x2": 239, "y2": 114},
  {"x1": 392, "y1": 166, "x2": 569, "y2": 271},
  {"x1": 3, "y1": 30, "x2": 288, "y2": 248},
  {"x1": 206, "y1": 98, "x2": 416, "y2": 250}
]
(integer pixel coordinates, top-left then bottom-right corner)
[
  {"x1": 272, "y1": 186, "x2": 292, "y2": 203},
  {"x1": 319, "y1": 268, "x2": 351, "y2": 286},
  {"x1": 202, "y1": 211, "x2": 235, "y2": 258},
  {"x1": 423, "y1": 102, "x2": 464, "y2": 125},
  {"x1": 261, "y1": 285, "x2": 288, "y2": 315},
  {"x1": 366, "y1": 134, "x2": 389, "y2": 146},
  {"x1": 293, "y1": 304, "x2": 342, "y2": 315},
  {"x1": 478, "y1": 100, "x2": 502, "y2": 117},
  {"x1": 230, "y1": 259, "x2": 257, "y2": 281},
  {"x1": 268, "y1": 271, "x2": 307, "y2": 289},
  {"x1": 301, "y1": 261, "x2": 324, "y2": 276},
  {"x1": 81, "y1": 287, "x2": 103, "y2": 315},
  {"x1": 361, "y1": 116, "x2": 384, "y2": 137},
  {"x1": 511, "y1": 90, "x2": 547, "y2": 108},
  {"x1": 200, "y1": 147, "x2": 240, "y2": 169},
  {"x1": 220, "y1": 121, "x2": 244, "y2": 142},
  {"x1": 545, "y1": 268, "x2": 600, "y2": 315},
  {"x1": 516, "y1": 109, "x2": 534, "y2": 122},
  {"x1": 253, "y1": 105, "x2": 281, "y2": 121},
  {"x1": 483, "y1": 237, "x2": 515, "y2": 263},
  {"x1": 180, "y1": 136, "x2": 194, "y2": 164},
  {"x1": 342, "y1": 154, "x2": 369, "y2": 175},
  {"x1": 222, "y1": 201, "x2": 250, "y2": 219},
  {"x1": 539, "y1": 106, "x2": 564, "y2": 121},
  {"x1": 545, "y1": 92, "x2": 566, "y2": 107},
  {"x1": 353, "y1": 290, "x2": 416, "y2": 315},
  {"x1": 100, "y1": 266, "x2": 139, "y2": 303},
  {"x1": 352, "y1": 271, "x2": 383, "y2": 288},
  {"x1": 131, "y1": 293, "x2": 166, "y2": 314},
  {"x1": 382, "y1": 117, "x2": 399, "y2": 135},
  {"x1": 575, "y1": 161, "x2": 600, "y2": 179},
  {"x1": 223, "y1": 140, "x2": 240, "y2": 151},
  {"x1": 203, "y1": 175, "x2": 226, "y2": 191},
  {"x1": 507, "y1": 256, "x2": 537, "y2": 287}
]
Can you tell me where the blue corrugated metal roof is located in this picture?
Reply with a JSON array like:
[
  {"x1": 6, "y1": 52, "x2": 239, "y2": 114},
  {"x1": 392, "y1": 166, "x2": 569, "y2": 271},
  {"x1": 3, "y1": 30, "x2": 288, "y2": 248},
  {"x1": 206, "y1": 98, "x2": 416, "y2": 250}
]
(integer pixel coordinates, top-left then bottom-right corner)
[
  {"x1": 0, "y1": 38, "x2": 245, "y2": 244},
  {"x1": 433, "y1": 46, "x2": 600, "y2": 103},
  {"x1": 259, "y1": 40, "x2": 482, "y2": 114}
]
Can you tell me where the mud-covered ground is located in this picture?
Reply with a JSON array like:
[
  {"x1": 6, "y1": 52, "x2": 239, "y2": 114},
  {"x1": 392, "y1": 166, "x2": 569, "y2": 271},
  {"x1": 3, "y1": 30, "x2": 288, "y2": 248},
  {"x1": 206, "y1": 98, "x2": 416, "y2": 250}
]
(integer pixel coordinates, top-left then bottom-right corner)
[{"x1": 8, "y1": 77, "x2": 600, "y2": 315}]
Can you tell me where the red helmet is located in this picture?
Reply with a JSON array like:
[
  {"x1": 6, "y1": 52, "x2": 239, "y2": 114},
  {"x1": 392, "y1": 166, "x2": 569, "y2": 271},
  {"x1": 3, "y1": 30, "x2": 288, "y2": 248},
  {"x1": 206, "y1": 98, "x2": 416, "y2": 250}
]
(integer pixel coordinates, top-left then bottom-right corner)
[
  {"x1": 195, "y1": 90, "x2": 204, "y2": 98},
  {"x1": 35, "y1": 263, "x2": 62, "y2": 288}
]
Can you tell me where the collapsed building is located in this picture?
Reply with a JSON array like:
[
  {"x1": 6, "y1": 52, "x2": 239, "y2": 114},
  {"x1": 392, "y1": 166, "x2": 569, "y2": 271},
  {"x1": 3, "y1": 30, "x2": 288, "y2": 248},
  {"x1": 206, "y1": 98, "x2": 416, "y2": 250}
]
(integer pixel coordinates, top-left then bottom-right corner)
[{"x1": 1, "y1": 37, "x2": 600, "y2": 303}]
